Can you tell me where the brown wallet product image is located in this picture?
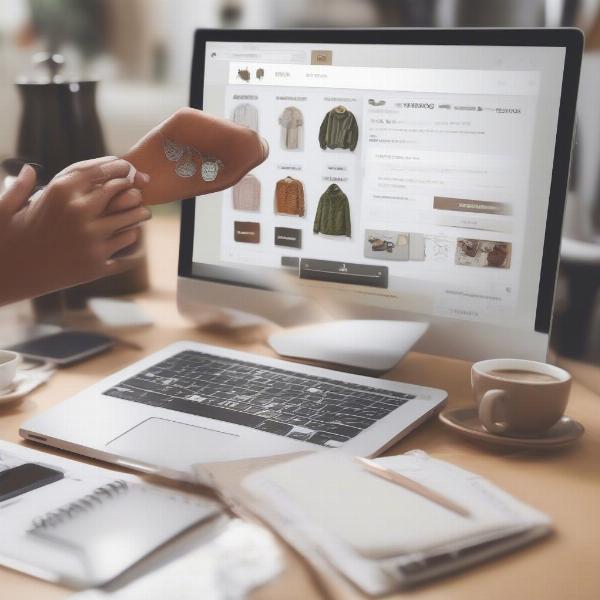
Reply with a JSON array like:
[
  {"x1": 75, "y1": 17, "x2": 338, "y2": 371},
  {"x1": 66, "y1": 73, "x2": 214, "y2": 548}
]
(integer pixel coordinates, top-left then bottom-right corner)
[
  {"x1": 455, "y1": 238, "x2": 512, "y2": 268},
  {"x1": 122, "y1": 108, "x2": 269, "y2": 205},
  {"x1": 234, "y1": 221, "x2": 260, "y2": 244},
  {"x1": 364, "y1": 229, "x2": 409, "y2": 261},
  {"x1": 274, "y1": 227, "x2": 302, "y2": 248}
]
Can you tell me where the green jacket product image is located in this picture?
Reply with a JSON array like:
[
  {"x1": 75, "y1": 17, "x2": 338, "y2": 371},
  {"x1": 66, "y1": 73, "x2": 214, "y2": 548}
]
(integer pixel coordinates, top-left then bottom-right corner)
[
  {"x1": 318, "y1": 106, "x2": 359, "y2": 151},
  {"x1": 313, "y1": 184, "x2": 351, "y2": 237}
]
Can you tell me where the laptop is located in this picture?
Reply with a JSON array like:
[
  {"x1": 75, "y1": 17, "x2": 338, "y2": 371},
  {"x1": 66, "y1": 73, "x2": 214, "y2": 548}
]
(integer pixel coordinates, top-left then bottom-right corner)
[
  {"x1": 21, "y1": 28, "x2": 581, "y2": 480},
  {"x1": 22, "y1": 341, "x2": 446, "y2": 479}
]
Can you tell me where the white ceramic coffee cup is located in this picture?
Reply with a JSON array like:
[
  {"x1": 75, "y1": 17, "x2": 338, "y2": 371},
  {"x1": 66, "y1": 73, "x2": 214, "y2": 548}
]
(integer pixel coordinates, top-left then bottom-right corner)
[
  {"x1": 0, "y1": 350, "x2": 20, "y2": 391},
  {"x1": 471, "y1": 358, "x2": 571, "y2": 436}
]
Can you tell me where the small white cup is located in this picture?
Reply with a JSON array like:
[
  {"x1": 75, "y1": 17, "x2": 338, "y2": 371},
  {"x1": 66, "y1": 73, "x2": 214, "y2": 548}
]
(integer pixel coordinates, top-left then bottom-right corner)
[{"x1": 0, "y1": 350, "x2": 20, "y2": 391}]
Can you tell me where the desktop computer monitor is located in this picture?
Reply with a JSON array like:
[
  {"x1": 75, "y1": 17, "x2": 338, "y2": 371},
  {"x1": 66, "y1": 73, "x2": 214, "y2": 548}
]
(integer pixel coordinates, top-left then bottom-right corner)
[{"x1": 178, "y1": 28, "x2": 582, "y2": 362}]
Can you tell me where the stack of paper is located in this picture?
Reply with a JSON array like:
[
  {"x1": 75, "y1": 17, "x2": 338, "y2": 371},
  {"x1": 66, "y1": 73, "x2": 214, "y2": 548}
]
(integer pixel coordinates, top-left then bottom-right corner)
[
  {"x1": 239, "y1": 450, "x2": 551, "y2": 594},
  {"x1": 68, "y1": 519, "x2": 282, "y2": 600}
]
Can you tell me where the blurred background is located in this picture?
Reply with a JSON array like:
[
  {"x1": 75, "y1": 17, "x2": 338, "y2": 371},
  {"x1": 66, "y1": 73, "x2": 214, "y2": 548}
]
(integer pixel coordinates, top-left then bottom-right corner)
[{"x1": 0, "y1": 0, "x2": 599, "y2": 365}]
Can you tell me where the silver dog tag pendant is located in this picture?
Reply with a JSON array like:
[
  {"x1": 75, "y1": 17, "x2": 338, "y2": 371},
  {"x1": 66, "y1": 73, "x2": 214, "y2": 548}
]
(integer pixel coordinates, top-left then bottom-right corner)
[
  {"x1": 200, "y1": 158, "x2": 223, "y2": 181},
  {"x1": 201, "y1": 159, "x2": 221, "y2": 182},
  {"x1": 175, "y1": 152, "x2": 197, "y2": 177},
  {"x1": 163, "y1": 137, "x2": 184, "y2": 162}
]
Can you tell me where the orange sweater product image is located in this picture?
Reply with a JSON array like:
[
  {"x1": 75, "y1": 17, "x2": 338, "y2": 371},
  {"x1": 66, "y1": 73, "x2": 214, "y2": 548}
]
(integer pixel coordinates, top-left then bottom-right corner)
[{"x1": 275, "y1": 176, "x2": 305, "y2": 216}]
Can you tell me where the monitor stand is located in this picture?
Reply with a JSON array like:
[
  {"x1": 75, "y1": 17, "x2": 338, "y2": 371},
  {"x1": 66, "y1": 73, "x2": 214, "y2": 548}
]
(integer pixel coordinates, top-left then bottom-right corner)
[{"x1": 268, "y1": 320, "x2": 429, "y2": 374}]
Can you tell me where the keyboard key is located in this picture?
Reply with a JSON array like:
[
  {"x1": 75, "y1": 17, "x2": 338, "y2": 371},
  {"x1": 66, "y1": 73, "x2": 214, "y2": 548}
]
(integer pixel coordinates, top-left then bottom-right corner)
[
  {"x1": 169, "y1": 399, "x2": 263, "y2": 427},
  {"x1": 332, "y1": 414, "x2": 376, "y2": 429},
  {"x1": 256, "y1": 420, "x2": 293, "y2": 436},
  {"x1": 305, "y1": 420, "x2": 360, "y2": 438},
  {"x1": 307, "y1": 431, "x2": 350, "y2": 447},
  {"x1": 286, "y1": 429, "x2": 313, "y2": 441}
]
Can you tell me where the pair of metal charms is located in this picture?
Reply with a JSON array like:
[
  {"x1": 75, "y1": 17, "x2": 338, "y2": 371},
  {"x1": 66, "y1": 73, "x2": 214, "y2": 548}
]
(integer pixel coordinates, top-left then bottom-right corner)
[{"x1": 162, "y1": 136, "x2": 224, "y2": 182}]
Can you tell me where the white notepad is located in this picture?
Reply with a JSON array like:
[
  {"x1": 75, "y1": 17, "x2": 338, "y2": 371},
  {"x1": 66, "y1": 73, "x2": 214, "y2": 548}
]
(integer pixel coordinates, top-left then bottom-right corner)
[
  {"x1": 242, "y1": 450, "x2": 551, "y2": 593},
  {"x1": 0, "y1": 441, "x2": 220, "y2": 587}
]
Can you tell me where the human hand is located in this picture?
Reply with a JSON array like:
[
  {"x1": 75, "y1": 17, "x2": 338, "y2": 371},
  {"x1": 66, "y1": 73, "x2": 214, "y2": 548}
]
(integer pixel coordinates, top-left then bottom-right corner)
[
  {"x1": 52, "y1": 156, "x2": 150, "y2": 214},
  {"x1": 0, "y1": 157, "x2": 151, "y2": 306}
]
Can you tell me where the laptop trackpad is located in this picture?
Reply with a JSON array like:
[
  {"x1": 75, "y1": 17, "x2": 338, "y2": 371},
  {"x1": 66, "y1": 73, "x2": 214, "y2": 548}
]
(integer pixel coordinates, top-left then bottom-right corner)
[{"x1": 107, "y1": 417, "x2": 239, "y2": 470}]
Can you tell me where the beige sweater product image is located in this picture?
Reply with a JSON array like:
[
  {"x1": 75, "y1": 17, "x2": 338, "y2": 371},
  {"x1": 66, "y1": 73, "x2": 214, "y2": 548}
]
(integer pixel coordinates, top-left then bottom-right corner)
[
  {"x1": 232, "y1": 103, "x2": 259, "y2": 133},
  {"x1": 232, "y1": 174, "x2": 261, "y2": 211},
  {"x1": 279, "y1": 106, "x2": 304, "y2": 150}
]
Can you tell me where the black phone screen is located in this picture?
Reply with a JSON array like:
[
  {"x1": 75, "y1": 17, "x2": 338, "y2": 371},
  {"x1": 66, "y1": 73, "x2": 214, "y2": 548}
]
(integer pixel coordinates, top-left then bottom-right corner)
[
  {"x1": 0, "y1": 463, "x2": 64, "y2": 502},
  {"x1": 6, "y1": 331, "x2": 114, "y2": 363}
]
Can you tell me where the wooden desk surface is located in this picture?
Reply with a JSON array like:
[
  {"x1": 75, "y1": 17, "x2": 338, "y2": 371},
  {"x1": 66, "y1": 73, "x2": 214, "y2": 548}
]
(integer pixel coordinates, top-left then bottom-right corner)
[{"x1": 1, "y1": 216, "x2": 599, "y2": 600}]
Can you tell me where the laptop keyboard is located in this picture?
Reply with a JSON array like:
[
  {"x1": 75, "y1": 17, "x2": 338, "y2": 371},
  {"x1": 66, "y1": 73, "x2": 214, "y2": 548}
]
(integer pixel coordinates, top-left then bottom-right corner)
[{"x1": 104, "y1": 350, "x2": 415, "y2": 448}]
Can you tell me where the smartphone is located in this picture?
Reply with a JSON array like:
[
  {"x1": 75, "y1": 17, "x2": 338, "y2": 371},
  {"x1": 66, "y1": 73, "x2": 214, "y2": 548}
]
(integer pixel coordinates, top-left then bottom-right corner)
[
  {"x1": 6, "y1": 330, "x2": 115, "y2": 366},
  {"x1": 0, "y1": 463, "x2": 64, "y2": 502}
]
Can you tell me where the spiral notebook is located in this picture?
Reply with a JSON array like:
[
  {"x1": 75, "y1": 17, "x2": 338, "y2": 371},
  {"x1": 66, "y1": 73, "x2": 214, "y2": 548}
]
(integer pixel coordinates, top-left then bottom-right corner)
[{"x1": 0, "y1": 441, "x2": 219, "y2": 587}]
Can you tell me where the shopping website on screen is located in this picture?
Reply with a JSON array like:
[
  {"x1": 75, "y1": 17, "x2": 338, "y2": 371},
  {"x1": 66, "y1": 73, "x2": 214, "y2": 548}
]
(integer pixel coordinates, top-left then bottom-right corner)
[{"x1": 194, "y1": 42, "x2": 565, "y2": 330}]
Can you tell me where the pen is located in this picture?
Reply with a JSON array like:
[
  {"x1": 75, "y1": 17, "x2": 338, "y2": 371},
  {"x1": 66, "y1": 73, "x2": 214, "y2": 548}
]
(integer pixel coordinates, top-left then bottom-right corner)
[{"x1": 354, "y1": 456, "x2": 471, "y2": 518}]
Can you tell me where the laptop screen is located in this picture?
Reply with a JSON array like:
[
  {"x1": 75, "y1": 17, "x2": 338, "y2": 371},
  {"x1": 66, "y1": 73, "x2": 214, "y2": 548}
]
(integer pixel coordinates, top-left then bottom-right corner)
[{"x1": 189, "y1": 36, "x2": 569, "y2": 335}]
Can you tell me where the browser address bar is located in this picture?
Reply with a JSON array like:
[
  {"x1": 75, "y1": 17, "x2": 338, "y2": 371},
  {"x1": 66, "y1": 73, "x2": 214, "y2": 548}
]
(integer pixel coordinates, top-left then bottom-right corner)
[{"x1": 212, "y1": 50, "x2": 307, "y2": 64}]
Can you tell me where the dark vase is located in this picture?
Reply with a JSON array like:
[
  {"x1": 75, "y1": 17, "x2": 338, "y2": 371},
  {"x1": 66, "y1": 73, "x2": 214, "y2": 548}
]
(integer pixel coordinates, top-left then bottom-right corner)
[
  {"x1": 15, "y1": 63, "x2": 148, "y2": 319},
  {"x1": 17, "y1": 80, "x2": 107, "y2": 184}
]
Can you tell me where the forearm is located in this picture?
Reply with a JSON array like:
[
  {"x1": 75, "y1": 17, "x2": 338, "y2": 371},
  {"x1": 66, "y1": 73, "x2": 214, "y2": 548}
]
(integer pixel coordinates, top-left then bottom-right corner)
[
  {"x1": 0, "y1": 242, "x2": 132, "y2": 308},
  {"x1": 0, "y1": 244, "x2": 56, "y2": 306},
  {"x1": 0, "y1": 231, "x2": 67, "y2": 306}
]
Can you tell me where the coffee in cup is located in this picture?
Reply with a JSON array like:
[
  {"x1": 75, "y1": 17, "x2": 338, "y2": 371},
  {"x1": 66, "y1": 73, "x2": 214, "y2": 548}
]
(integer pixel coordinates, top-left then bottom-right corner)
[
  {"x1": 471, "y1": 358, "x2": 571, "y2": 436},
  {"x1": 485, "y1": 369, "x2": 559, "y2": 384}
]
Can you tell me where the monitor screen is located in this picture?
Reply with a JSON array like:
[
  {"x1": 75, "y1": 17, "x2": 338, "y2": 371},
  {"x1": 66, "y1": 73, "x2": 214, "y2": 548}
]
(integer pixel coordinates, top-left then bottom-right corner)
[{"x1": 188, "y1": 34, "x2": 572, "y2": 336}]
